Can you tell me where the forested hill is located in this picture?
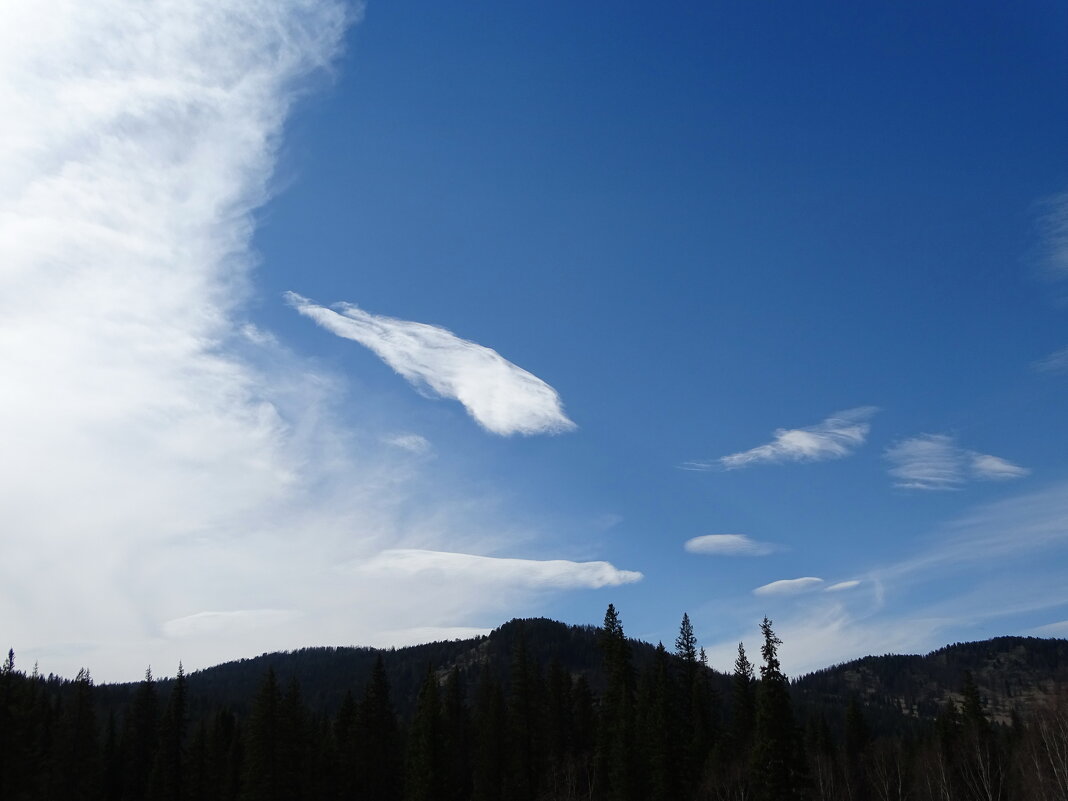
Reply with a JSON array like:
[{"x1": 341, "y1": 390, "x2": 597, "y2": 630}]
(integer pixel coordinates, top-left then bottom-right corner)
[
  {"x1": 43, "y1": 619, "x2": 1068, "y2": 733},
  {"x1": 4, "y1": 612, "x2": 1068, "y2": 800},
  {"x1": 98, "y1": 616, "x2": 732, "y2": 720},
  {"x1": 794, "y1": 635, "x2": 1068, "y2": 732}
]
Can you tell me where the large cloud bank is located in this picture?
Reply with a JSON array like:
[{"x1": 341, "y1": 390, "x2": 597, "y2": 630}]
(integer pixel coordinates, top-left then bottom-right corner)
[{"x1": 0, "y1": 0, "x2": 625, "y2": 681}]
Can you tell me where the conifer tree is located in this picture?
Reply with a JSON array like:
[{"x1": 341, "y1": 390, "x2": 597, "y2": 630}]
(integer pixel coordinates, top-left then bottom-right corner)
[
  {"x1": 751, "y1": 618, "x2": 809, "y2": 800},
  {"x1": 471, "y1": 665, "x2": 506, "y2": 801},
  {"x1": 335, "y1": 690, "x2": 359, "y2": 799},
  {"x1": 596, "y1": 603, "x2": 638, "y2": 801},
  {"x1": 358, "y1": 654, "x2": 401, "y2": 801},
  {"x1": 149, "y1": 663, "x2": 187, "y2": 801},
  {"x1": 122, "y1": 667, "x2": 159, "y2": 801},
  {"x1": 405, "y1": 665, "x2": 443, "y2": 801},
  {"x1": 506, "y1": 634, "x2": 542, "y2": 801},
  {"x1": 55, "y1": 668, "x2": 100, "y2": 801},
  {"x1": 442, "y1": 667, "x2": 472, "y2": 801},
  {"x1": 731, "y1": 642, "x2": 756, "y2": 755},
  {"x1": 545, "y1": 659, "x2": 576, "y2": 798},
  {"x1": 241, "y1": 667, "x2": 282, "y2": 801},
  {"x1": 277, "y1": 677, "x2": 309, "y2": 800},
  {"x1": 641, "y1": 642, "x2": 679, "y2": 801}
]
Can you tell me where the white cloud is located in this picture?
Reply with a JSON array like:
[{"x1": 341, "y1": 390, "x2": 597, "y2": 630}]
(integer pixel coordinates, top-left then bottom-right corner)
[
  {"x1": 1037, "y1": 192, "x2": 1068, "y2": 278},
  {"x1": 0, "y1": 0, "x2": 624, "y2": 682},
  {"x1": 686, "y1": 407, "x2": 876, "y2": 470},
  {"x1": 368, "y1": 626, "x2": 494, "y2": 646},
  {"x1": 885, "y1": 434, "x2": 1029, "y2": 490},
  {"x1": 384, "y1": 433, "x2": 432, "y2": 454},
  {"x1": 1033, "y1": 346, "x2": 1068, "y2": 374},
  {"x1": 1032, "y1": 620, "x2": 1068, "y2": 637},
  {"x1": 286, "y1": 294, "x2": 576, "y2": 437},
  {"x1": 357, "y1": 549, "x2": 643, "y2": 589},
  {"x1": 684, "y1": 534, "x2": 775, "y2": 556},
  {"x1": 825, "y1": 580, "x2": 861, "y2": 592},
  {"x1": 969, "y1": 452, "x2": 1031, "y2": 481},
  {"x1": 753, "y1": 577, "x2": 824, "y2": 596},
  {"x1": 163, "y1": 610, "x2": 300, "y2": 639}
]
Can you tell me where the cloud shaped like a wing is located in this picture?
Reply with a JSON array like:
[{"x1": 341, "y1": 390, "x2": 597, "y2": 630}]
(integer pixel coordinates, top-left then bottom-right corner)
[
  {"x1": 287, "y1": 294, "x2": 575, "y2": 436},
  {"x1": 885, "y1": 434, "x2": 1029, "y2": 490},
  {"x1": 685, "y1": 407, "x2": 876, "y2": 471},
  {"x1": 358, "y1": 549, "x2": 642, "y2": 588},
  {"x1": 753, "y1": 577, "x2": 824, "y2": 596},
  {"x1": 684, "y1": 534, "x2": 775, "y2": 556}
]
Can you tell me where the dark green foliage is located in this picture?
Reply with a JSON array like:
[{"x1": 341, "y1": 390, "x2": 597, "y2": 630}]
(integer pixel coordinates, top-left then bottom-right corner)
[
  {"x1": 596, "y1": 603, "x2": 639, "y2": 801},
  {"x1": 122, "y1": 668, "x2": 159, "y2": 801},
  {"x1": 240, "y1": 667, "x2": 282, "y2": 801},
  {"x1": 148, "y1": 663, "x2": 187, "y2": 801},
  {"x1": 470, "y1": 666, "x2": 506, "y2": 801},
  {"x1": 405, "y1": 666, "x2": 443, "y2": 801},
  {"x1": 2, "y1": 619, "x2": 1065, "y2": 800},
  {"x1": 358, "y1": 654, "x2": 401, "y2": 801},
  {"x1": 441, "y1": 667, "x2": 472, "y2": 801},
  {"x1": 505, "y1": 637, "x2": 542, "y2": 801},
  {"x1": 751, "y1": 617, "x2": 809, "y2": 800}
]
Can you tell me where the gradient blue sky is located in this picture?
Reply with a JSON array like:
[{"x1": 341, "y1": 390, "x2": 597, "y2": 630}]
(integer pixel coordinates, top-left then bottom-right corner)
[{"x1": 3, "y1": 1, "x2": 1067, "y2": 680}]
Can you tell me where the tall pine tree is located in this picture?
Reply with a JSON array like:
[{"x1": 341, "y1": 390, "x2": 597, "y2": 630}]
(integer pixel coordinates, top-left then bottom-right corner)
[{"x1": 751, "y1": 618, "x2": 809, "y2": 801}]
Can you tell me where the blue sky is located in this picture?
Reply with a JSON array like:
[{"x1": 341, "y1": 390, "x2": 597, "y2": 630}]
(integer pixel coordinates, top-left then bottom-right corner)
[{"x1": 3, "y1": 0, "x2": 1067, "y2": 681}]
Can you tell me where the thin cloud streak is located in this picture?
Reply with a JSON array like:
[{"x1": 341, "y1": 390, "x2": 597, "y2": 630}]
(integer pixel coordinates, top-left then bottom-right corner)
[
  {"x1": 1033, "y1": 346, "x2": 1068, "y2": 374},
  {"x1": 287, "y1": 294, "x2": 576, "y2": 436},
  {"x1": 825, "y1": 580, "x2": 861, "y2": 592},
  {"x1": 753, "y1": 577, "x2": 824, "y2": 596},
  {"x1": 1037, "y1": 192, "x2": 1068, "y2": 278},
  {"x1": 684, "y1": 534, "x2": 775, "y2": 556},
  {"x1": 686, "y1": 407, "x2": 876, "y2": 471},
  {"x1": 357, "y1": 549, "x2": 643, "y2": 589},
  {"x1": 384, "y1": 433, "x2": 432, "y2": 454},
  {"x1": 885, "y1": 434, "x2": 1029, "y2": 490}
]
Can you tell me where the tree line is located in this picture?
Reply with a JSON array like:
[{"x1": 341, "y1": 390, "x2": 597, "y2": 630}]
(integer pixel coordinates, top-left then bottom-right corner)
[{"x1": 2, "y1": 608, "x2": 1067, "y2": 800}]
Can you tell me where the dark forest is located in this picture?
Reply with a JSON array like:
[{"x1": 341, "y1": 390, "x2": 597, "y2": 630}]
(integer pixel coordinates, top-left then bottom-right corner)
[{"x1": 3, "y1": 606, "x2": 1067, "y2": 800}]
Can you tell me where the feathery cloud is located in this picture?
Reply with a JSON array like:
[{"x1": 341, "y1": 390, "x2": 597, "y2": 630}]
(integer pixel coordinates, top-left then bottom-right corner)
[
  {"x1": 686, "y1": 407, "x2": 876, "y2": 471},
  {"x1": 1037, "y1": 192, "x2": 1068, "y2": 278},
  {"x1": 1033, "y1": 346, "x2": 1068, "y2": 374},
  {"x1": 885, "y1": 434, "x2": 1029, "y2": 490},
  {"x1": 753, "y1": 577, "x2": 824, "y2": 596},
  {"x1": 163, "y1": 610, "x2": 300, "y2": 639},
  {"x1": 287, "y1": 294, "x2": 575, "y2": 436},
  {"x1": 357, "y1": 549, "x2": 643, "y2": 589},
  {"x1": 384, "y1": 433, "x2": 432, "y2": 454},
  {"x1": 825, "y1": 580, "x2": 861, "y2": 592},
  {"x1": 684, "y1": 534, "x2": 776, "y2": 556}
]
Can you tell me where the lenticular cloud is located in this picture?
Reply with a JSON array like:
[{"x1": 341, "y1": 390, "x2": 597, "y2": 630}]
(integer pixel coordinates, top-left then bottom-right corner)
[{"x1": 287, "y1": 293, "x2": 576, "y2": 436}]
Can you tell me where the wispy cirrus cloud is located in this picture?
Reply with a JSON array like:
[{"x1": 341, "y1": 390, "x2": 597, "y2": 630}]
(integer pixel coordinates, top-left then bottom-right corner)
[
  {"x1": 287, "y1": 294, "x2": 576, "y2": 437},
  {"x1": 1033, "y1": 346, "x2": 1068, "y2": 374},
  {"x1": 1037, "y1": 192, "x2": 1068, "y2": 278},
  {"x1": 384, "y1": 433, "x2": 432, "y2": 454},
  {"x1": 825, "y1": 580, "x2": 861, "y2": 592},
  {"x1": 885, "y1": 434, "x2": 1029, "y2": 490},
  {"x1": 753, "y1": 577, "x2": 824, "y2": 596},
  {"x1": 357, "y1": 549, "x2": 643, "y2": 589},
  {"x1": 163, "y1": 610, "x2": 300, "y2": 639},
  {"x1": 684, "y1": 534, "x2": 776, "y2": 556},
  {"x1": 685, "y1": 407, "x2": 876, "y2": 471}
]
